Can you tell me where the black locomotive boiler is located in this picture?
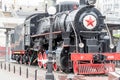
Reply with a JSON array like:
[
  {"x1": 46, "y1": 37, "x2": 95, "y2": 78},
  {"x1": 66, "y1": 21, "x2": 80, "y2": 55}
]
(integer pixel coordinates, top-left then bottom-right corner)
[{"x1": 11, "y1": 0, "x2": 120, "y2": 75}]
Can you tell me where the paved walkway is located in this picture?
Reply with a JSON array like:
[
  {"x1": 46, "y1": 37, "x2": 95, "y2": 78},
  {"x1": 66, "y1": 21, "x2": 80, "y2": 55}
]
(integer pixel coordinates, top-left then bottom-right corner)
[{"x1": 0, "y1": 69, "x2": 30, "y2": 80}]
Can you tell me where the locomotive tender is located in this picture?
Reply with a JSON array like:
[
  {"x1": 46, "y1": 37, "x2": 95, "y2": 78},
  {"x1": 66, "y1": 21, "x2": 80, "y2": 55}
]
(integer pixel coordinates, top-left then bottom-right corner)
[{"x1": 11, "y1": 0, "x2": 120, "y2": 74}]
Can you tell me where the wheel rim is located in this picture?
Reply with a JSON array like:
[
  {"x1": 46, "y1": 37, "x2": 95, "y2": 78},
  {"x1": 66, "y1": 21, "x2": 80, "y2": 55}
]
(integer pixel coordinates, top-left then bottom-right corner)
[
  {"x1": 17, "y1": 56, "x2": 20, "y2": 64},
  {"x1": 43, "y1": 63, "x2": 47, "y2": 69},
  {"x1": 43, "y1": 53, "x2": 47, "y2": 69},
  {"x1": 60, "y1": 56, "x2": 70, "y2": 73},
  {"x1": 38, "y1": 62, "x2": 43, "y2": 68},
  {"x1": 43, "y1": 52, "x2": 47, "y2": 59},
  {"x1": 28, "y1": 56, "x2": 31, "y2": 65},
  {"x1": 20, "y1": 55, "x2": 23, "y2": 64},
  {"x1": 53, "y1": 63, "x2": 58, "y2": 71},
  {"x1": 73, "y1": 61, "x2": 78, "y2": 74},
  {"x1": 38, "y1": 53, "x2": 43, "y2": 68}
]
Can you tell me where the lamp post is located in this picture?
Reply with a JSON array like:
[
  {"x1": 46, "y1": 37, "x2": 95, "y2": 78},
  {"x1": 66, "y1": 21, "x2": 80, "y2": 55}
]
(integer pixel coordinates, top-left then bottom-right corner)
[
  {"x1": 5, "y1": 28, "x2": 11, "y2": 62},
  {"x1": 45, "y1": 0, "x2": 48, "y2": 13},
  {"x1": 45, "y1": 6, "x2": 56, "y2": 80}
]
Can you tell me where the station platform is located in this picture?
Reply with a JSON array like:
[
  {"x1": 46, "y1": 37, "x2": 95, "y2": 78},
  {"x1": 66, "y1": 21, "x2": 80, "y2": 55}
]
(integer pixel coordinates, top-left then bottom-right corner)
[
  {"x1": 0, "y1": 69, "x2": 30, "y2": 80},
  {"x1": 0, "y1": 62, "x2": 44, "y2": 80}
]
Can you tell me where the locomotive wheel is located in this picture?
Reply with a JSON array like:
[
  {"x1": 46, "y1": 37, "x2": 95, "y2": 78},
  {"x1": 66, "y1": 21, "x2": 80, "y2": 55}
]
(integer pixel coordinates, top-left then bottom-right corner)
[
  {"x1": 20, "y1": 55, "x2": 23, "y2": 64},
  {"x1": 16, "y1": 55, "x2": 20, "y2": 64},
  {"x1": 27, "y1": 56, "x2": 31, "y2": 65},
  {"x1": 43, "y1": 64, "x2": 47, "y2": 69},
  {"x1": 22, "y1": 55, "x2": 26, "y2": 64},
  {"x1": 53, "y1": 63, "x2": 59, "y2": 71},
  {"x1": 38, "y1": 53, "x2": 43, "y2": 68},
  {"x1": 73, "y1": 61, "x2": 79, "y2": 75},
  {"x1": 43, "y1": 53, "x2": 47, "y2": 69},
  {"x1": 38, "y1": 61, "x2": 43, "y2": 68},
  {"x1": 25, "y1": 56, "x2": 29, "y2": 65},
  {"x1": 60, "y1": 56, "x2": 71, "y2": 73}
]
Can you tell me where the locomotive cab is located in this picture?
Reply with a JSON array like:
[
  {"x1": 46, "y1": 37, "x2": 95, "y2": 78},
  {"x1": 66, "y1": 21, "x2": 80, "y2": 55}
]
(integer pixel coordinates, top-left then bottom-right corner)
[{"x1": 56, "y1": 1, "x2": 79, "y2": 13}]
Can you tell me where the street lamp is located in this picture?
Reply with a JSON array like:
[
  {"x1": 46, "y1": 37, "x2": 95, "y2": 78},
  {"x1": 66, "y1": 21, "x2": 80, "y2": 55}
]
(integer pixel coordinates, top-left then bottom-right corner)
[
  {"x1": 45, "y1": 6, "x2": 56, "y2": 80},
  {"x1": 4, "y1": 28, "x2": 12, "y2": 62},
  {"x1": 45, "y1": 0, "x2": 48, "y2": 13}
]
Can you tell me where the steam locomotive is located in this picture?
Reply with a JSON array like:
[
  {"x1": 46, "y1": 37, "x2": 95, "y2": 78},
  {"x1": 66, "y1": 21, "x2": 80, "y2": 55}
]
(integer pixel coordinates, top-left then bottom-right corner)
[{"x1": 11, "y1": 0, "x2": 120, "y2": 74}]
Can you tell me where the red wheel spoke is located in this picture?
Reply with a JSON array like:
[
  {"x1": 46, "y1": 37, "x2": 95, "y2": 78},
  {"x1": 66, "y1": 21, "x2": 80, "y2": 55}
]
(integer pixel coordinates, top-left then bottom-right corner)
[
  {"x1": 53, "y1": 63, "x2": 58, "y2": 71},
  {"x1": 38, "y1": 53, "x2": 43, "y2": 68}
]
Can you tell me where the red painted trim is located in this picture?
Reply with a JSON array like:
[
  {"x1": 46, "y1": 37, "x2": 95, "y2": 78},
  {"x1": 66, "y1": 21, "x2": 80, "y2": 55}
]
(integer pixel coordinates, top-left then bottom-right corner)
[
  {"x1": 103, "y1": 53, "x2": 120, "y2": 60},
  {"x1": 12, "y1": 50, "x2": 25, "y2": 54},
  {"x1": 71, "y1": 53, "x2": 120, "y2": 61},
  {"x1": 63, "y1": 45, "x2": 70, "y2": 47},
  {"x1": 31, "y1": 31, "x2": 62, "y2": 37},
  {"x1": 71, "y1": 53, "x2": 93, "y2": 61}
]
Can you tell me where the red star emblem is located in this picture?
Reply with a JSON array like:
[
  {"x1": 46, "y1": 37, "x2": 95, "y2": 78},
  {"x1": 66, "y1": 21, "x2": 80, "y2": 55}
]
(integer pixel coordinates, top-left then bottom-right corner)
[{"x1": 85, "y1": 16, "x2": 95, "y2": 27}]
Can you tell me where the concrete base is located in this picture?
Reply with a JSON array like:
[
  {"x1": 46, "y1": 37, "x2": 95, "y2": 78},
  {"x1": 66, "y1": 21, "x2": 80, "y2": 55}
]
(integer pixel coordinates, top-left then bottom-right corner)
[
  {"x1": 108, "y1": 72, "x2": 120, "y2": 80},
  {"x1": 58, "y1": 74, "x2": 85, "y2": 80}
]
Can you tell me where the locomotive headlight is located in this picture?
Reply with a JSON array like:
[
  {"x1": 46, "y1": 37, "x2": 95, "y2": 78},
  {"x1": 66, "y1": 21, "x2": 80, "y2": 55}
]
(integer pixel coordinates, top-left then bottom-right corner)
[
  {"x1": 86, "y1": 0, "x2": 96, "y2": 5},
  {"x1": 79, "y1": 43, "x2": 84, "y2": 48},
  {"x1": 109, "y1": 44, "x2": 114, "y2": 49}
]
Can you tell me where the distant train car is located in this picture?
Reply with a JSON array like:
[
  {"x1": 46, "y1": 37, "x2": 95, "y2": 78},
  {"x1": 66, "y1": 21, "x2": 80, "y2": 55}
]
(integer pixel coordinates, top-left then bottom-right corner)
[
  {"x1": 0, "y1": 47, "x2": 10, "y2": 58},
  {"x1": 10, "y1": 0, "x2": 120, "y2": 75}
]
